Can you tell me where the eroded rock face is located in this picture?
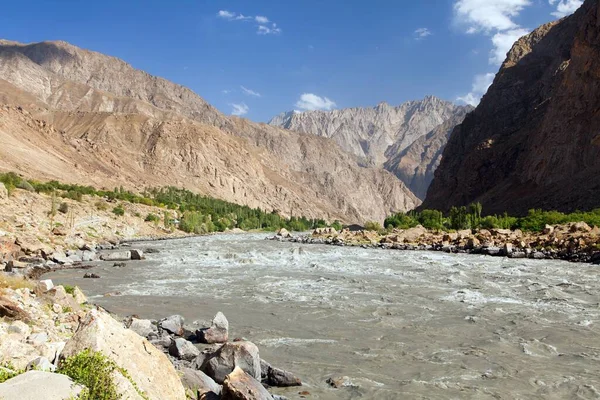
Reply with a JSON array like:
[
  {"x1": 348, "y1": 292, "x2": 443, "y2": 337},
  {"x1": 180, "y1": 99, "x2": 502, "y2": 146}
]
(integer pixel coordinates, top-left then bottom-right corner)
[
  {"x1": 423, "y1": 0, "x2": 600, "y2": 214},
  {"x1": 60, "y1": 309, "x2": 187, "y2": 400}
]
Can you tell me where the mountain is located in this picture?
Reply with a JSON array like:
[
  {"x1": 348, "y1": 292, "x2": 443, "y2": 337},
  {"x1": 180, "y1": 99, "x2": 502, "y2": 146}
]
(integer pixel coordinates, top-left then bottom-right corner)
[
  {"x1": 268, "y1": 97, "x2": 471, "y2": 198},
  {"x1": 421, "y1": 0, "x2": 600, "y2": 215},
  {"x1": 0, "y1": 39, "x2": 420, "y2": 223}
]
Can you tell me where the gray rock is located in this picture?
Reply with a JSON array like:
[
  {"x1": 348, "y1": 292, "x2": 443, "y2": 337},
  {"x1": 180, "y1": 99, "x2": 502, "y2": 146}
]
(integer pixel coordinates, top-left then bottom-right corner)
[
  {"x1": 130, "y1": 249, "x2": 144, "y2": 260},
  {"x1": 128, "y1": 318, "x2": 157, "y2": 338},
  {"x1": 0, "y1": 370, "x2": 85, "y2": 400},
  {"x1": 82, "y1": 250, "x2": 97, "y2": 262},
  {"x1": 83, "y1": 272, "x2": 100, "y2": 279},
  {"x1": 36, "y1": 279, "x2": 54, "y2": 293},
  {"x1": 160, "y1": 314, "x2": 185, "y2": 336},
  {"x1": 26, "y1": 356, "x2": 56, "y2": 372},
  {"x1": 100, "y1": 250, "x2": 131, "y2": 261},
  {"x1": 50, "y1": 252, "x2": 72, "y2": 265},
  {"x1": 180, "y1": 368, "x2": 221, "y2": 399},
  {"x1": 169, "y1": 338, "x2": 201, "y2": 361},
  {"x1": 26, "y1": 332, "x2": 48, "y2": 346},
  {"x1": 197, "y1": 312, "x2": 229, "y2": 344},
  {"x1": 533, "y1": 252, "x2": 547, "y2": 259},
  {"x1": 484, "y1": 247, "x2": 502, "y2": 256},
  {"x1": 260, "y1": 360, "x2": 301, "y2": 387},
  {"x1": 203, "y1": 341, "x2": 261, "y2": 384}
]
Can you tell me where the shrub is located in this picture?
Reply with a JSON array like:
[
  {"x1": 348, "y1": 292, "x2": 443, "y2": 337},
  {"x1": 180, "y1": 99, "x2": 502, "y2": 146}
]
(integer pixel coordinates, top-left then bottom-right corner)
[
  {"x1": 331, "y1": 220, "x2": 343, "y2": 231},
  {"x1": 112, "y1": 206, "x2": 125, "y2": 216},
  {"x1": 145, "y1": 213, "x2": 160, "y2": 223},
  {"x1": 364, "y1": 221, "x2": 383, "y2": 232},
  {"x1": 57, "y1": 350, "x2": 121, "y2": 400},
  {"x1": 58, "y1": 202, "x2": 69, "y2": 214},
  {"x1": 63, "y1": 285, "x2": 75, "y2": 295},
  {"x1": 0, "y1": 363, "x2": 24, "y2": 383},
  {"x1": 0, "y1": 274, "x2": 34, "y2": 292}
]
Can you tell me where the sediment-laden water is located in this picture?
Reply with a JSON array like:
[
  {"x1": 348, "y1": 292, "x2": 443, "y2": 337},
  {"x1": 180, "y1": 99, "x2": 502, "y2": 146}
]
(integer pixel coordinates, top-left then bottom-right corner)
[{"x1": 47, "y1": 233, "x2": 600, "y2": 399}]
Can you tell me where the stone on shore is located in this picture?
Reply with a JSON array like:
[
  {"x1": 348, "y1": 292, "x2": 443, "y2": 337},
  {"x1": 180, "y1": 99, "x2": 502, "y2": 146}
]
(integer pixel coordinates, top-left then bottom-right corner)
[
  {"x1": 83, "y1": 272, "x2": 100, "y2": 279},
  {"x1": 160, "y1": 314, "x2": 186, "y2": 336},
  {"x1": 130, "y1": 249, "x2": 144, "y2": 260},
  {"x1": 197, "y1": 312, "x2": 229, "y2": 344},
  {"x1": 180, "y1": 368, "x2": 222, "y2": 400},
  {"x1": 222, "y1": 366, "x2": 274, "y2": 400},
  {"x1": 35, "y1": 279, "x2": 54, "y2": 294},
  {"x1": 100, "y1": 250, "x2": 132, "y2": 261},
  {"x1": 72, "y1": 286, "x2": 87, "y2": 304},
  {"x1": 60, "y1": 309, "x2": 187, "y2": 400},
  {"x1": 0, "y1": 370, "x2": 85, "y2": 400},
  {"x1": 127, "y1": 318, "x2": 157, "y2": 338},
  {"x1": 169, "y1": 337, "x2": 201, "y2": 361},
  {"x1": 260, "y1": 360, "x2": 301, "y2": 387},
  {"x1": 203, "y1": 341, "x2": 261, "y2": 384},
  {"x1": 276, "y1": 228, "x2": 291, "y2": 238}
]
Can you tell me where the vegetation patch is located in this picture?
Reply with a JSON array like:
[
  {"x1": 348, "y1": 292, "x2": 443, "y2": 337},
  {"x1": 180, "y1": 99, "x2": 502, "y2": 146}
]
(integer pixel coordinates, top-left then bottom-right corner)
[
  {"x1": 58, "y1": 350, "x2": 122, "y2": 400},
  {"x1": 0, "y1": 363, "x2": 24, "y2": 383},
  {"x1": 0, "y1": 275, "x2": 34, "y2": 292}
]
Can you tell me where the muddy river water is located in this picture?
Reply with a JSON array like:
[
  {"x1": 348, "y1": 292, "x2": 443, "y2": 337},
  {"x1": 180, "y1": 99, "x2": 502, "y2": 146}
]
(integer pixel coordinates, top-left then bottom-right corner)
[{"x1": 47, "y1": 233, "x2": 600, "y2": 399}]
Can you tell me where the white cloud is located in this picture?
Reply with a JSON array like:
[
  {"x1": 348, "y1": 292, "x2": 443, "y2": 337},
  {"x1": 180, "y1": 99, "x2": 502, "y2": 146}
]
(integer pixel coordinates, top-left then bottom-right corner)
[
  {"x1": 222, "y1": 89, "x2": 231, "y2": 94},
  {"x1": 230, "y1": 103, "x2": 249, "y2": 116},
  {"x1": 549, "y1": 0, "x2": 583, "y2": 17},
  {"x1": 457, "y1": 73, "x2": 495, "y2": 106},
  {"x1": 295, "y1": 93, "x2": 337, "y2": 111},
  {"x1": 240, "y1": 86, "x2": 261, "y2": 97},
  {"x1": 217, "y1": 11, "x2": 281, "y2": 35},
  {"x1": 454, "y1": 0, "x2": 531, "y2": 32},
  {"x1": 490, "y1": 28, "x2": 529, "y2": 64},
  {"x1": 414, "y1": 28, "x2": 432, "y2": 39},
  {"x1": 217, "y1": 10, "x2": 235, "y2": 19}
]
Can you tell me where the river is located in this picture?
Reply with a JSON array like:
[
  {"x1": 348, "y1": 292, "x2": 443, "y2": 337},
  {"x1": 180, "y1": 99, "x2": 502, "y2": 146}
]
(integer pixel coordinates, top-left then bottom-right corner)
[{"x1": 46, "y1": 233, "x2": 600, "y2": 399}]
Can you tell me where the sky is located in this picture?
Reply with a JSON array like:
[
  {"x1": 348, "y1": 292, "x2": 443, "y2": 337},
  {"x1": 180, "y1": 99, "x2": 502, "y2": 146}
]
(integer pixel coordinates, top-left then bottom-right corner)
[{"x1": 0, "y1": 0, "x2": 584, "y2": 122}]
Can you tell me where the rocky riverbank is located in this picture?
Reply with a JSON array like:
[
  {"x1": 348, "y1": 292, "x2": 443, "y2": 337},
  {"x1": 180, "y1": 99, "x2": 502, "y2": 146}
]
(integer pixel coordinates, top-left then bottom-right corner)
[
  {"x1": 0, "y1": 276, "x2": 302, "y2": 399},
  {"x1": 274, "y1": 222, "x2": 600, "y2": 264}
]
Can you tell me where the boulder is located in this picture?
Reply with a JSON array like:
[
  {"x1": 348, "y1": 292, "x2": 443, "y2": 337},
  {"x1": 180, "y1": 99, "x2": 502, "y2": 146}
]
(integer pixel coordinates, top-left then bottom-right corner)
[
  {"x1": 72, "y1": 287, "x2": 87, "y2": 304},
  {"x1": 60, "y1": 309, "x2": 187, "y2": 400},
  {"x1": 203, "y1": 341, "x2": 261, "y2": 384},
  {"x1": 26, "y1": 356, "x2": 56, "y2": 372},
  {"x1": 180, "y1": 368, "x2": 221, "y2": 400},
  {"x1": 50, "y1": 251, "x2": 72, "y2": 265},
  {"x1": 0, "y1": 296, "x2": 30, "y2": 321},
  {"x1": 222, "y1": 367, "x2": 274, "y2": 400},
  {"x1": 27, "y1": 332, "x2": 48, "y2": 346},
  {"x1": 82, "y1": 250, "x2": 97, "y2": 262},
  {"x1": 130, "y1": 249, "x2": 144, "y2": 260},
  {"x1": 197, "y1": 312, "x2": 229, "y2": 344},
  {"x1": 326, "y1": 376, "x2": 357, "y2": 388},
  {"x1": 113, "y1": 262, "x2": 127, "y2": 267},
  {"x1": 570, "y1": 222, "x2": 591, "y2": 233},
  {"x1": 260, "y1": 360, "x2": 301, "y2": 387},
  {"x1": 100, "y1": 251, "x2": 132, "y2": 261},
  {"x1": 169, "y1": 337, "x2": 201, "y2": 361},
  {"x1": 127, "y1": 318, "x2": 157, "y2": 338},
  {"x1": 15, "y1": 236, "x2": 52, "y2": 256},
  {"x1": 276, "y1": 228, "x2": 291, "y2": 238},
  {"x1": 0, "y1": 370, "x2": 85, "y2": 400},
  {"x1": 36, "y1": 279, "x2": 54, "y2": 294},
  {"x1": 52, "y1": 227, "x2": 67, "y2": 236},
  {"x1": 397, "y1": 225, "x2": 427, "y2": 242},
  {"x1": 160, "y1": 314, "x2": 185, "y2": 336},
  {"x1": 83, "y1": 272, "x2": 101, "y2": 278}
]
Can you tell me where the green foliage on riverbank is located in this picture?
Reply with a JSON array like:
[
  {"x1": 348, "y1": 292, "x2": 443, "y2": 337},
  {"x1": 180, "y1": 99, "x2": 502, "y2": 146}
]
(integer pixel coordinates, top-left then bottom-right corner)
[
  {"x1": 57, "y1": 350, "x2": 123, "y2": 400},
  {"x1": 385, "y1": 203, "x2": 600, "y2": 232},
  {"x1": 0, "y1": 172, "x2": 337, "y2": 233}
]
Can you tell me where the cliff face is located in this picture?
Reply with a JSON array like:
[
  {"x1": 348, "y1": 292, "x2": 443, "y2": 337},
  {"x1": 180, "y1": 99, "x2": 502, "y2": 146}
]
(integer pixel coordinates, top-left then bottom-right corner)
[
  {"x1": 269, "y1": 97, "x2": 470, "y2": 198},
  {"x1": 0, "y1": 40, "x2": 420, "y2": 223},
  {"x1": 422, "y1": 0, "x2": 600, "y2": 214}
]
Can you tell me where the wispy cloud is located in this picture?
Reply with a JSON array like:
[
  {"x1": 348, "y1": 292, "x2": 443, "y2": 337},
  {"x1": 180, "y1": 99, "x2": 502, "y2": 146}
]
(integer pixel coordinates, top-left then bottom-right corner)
[
  {"x1": 414, "y1": 28, "x2": 432, "y2": 40},
  {"x1": 295, "y1": 93, "x2": 336, "y2": 111},
  {"x1": 549, "y1": 0, "x2": 583, "y2": 17},
  {"x1": 222, "y1": 89, "x2": 232, "y2": 95},
  {"x1": 457, "y1": 73, "x2": 495, "y2": 106},
  {"x1": 240, "y1": 86, "x2": 261, "y2": 97},
  {"x1": 217, "y1": 10, "x2": 281, "y2": 35},
  {"x1": 230, "y1": 103, "x2": 249, "y2": 116}
]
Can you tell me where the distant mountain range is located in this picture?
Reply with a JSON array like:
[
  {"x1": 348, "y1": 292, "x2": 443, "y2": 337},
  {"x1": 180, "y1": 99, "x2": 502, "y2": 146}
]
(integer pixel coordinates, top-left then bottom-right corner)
[
  {"x1": 0, "y1": 39, "x2": 419, "y2": 223},
  {"x1": 269, "y1": 97, "x2": 472, "y2": 199}
]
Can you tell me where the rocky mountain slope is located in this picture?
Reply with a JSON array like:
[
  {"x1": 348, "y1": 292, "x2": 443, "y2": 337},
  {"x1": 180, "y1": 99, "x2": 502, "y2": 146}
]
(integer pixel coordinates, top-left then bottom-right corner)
[
  {"x1": 269, "y1": 97, "x2": 471, "y2": 198},
  {"x1": 0, "y1": 39, "x2": 420, "y2": 223},
  {"x1": 422, "y1": 0, "x2": 600, "y2": 215}
]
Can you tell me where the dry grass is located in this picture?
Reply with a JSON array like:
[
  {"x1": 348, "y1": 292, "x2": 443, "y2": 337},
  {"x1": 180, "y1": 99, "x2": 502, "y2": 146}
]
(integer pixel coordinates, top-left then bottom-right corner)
[{"x1": 0, "y1": 273, "x2": 34, "y2": 293}]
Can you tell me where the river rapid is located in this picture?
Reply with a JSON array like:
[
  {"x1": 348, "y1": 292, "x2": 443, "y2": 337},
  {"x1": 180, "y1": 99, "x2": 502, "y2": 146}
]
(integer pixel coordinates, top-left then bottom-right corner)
[{"x1": 46, "y1": 233, "x2": 600, "y2": 399}]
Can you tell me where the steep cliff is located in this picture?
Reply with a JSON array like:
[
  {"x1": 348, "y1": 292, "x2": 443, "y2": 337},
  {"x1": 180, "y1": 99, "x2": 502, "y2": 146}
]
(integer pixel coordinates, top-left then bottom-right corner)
[
  {"x1": 422, "y1": 0, "x2": 600, "y2": 214},
  {"x1": 0, "y1": 40, "x2": 420, "y2": 223}
]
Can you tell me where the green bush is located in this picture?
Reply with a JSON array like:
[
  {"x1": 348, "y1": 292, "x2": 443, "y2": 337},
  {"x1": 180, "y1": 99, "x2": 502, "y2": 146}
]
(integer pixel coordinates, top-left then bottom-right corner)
[
  {"x1": 364, "y1": 221, "x2": 383, "y2": 232},
  {"x1": 58, "y1": 202, "x2": 69, "y2": 214},
  {"x1": 57, "y1": 350, "x2": 121, "y2": 400},
  {"x1": 63, "y1": 284, "x2": 75, "y2": 295},
  {"x1": 112, "y1": 206, "x2": 125, "y2": 216},
  {"x1": 145, "y1": 213, "x2": 160, "y2": 222},
  {"x1": 0, "y1": 363, "x2": 23, "y2": 383}
]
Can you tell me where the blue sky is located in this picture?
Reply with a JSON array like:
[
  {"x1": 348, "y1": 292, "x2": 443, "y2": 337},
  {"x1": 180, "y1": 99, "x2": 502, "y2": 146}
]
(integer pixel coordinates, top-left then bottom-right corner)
[{"x1": 0, "y1": 0, "x2": 583, "y2": 122}]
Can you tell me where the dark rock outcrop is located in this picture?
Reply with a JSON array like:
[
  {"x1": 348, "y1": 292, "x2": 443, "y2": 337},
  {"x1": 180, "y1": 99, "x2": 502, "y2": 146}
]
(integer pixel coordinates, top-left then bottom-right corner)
[{"x1": 422, "y1": 0, "x2": 600, "y2": 214}]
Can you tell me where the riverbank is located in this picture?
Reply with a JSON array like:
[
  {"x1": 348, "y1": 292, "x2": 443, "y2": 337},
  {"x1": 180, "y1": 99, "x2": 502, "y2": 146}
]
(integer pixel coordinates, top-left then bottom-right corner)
[{"x1": 278, "y1": 222, "x2": 600, "y2": 264}]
